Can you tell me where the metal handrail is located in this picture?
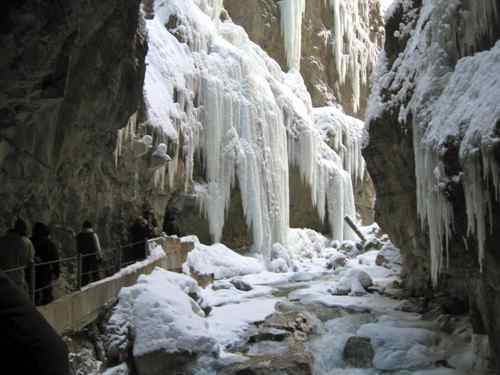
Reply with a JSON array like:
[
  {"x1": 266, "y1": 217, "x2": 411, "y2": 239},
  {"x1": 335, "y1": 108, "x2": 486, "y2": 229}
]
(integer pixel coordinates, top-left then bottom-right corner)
[{"x1": 1, "y1": 236, "x2": 165, "y2": 304}]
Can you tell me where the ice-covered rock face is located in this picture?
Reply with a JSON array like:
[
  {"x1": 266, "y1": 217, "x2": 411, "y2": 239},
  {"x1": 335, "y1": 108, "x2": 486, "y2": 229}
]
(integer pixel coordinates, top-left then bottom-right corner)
[
  {"x1": 224, "y1": 0, "x2": 384, "y2": 116},
  {"x1": 368, "y1": 0, "x2": 500, "y2": 285},
  {"x1": 144, "y1": 0, "x2": 369, "y2": 255},
  {"x1": 365, "y1": 0, "x2": 500, "y2": 368}
]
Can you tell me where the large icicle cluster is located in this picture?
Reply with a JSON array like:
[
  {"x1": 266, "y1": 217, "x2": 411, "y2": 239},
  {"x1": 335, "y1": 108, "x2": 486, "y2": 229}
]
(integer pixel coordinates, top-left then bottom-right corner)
[
  {"x1": 278, "y1": 0, "x2": 306, "y2": 71},
  {"x1": 368, "y1": 0, "x2": 500, "y2": 284},
  {"x1": 313, "y1": 106, "x2": 366, "y2": 184},
  {"x1": 324, "y1": 0, "x2": 379, "y2": 113},
  {"x1": 143, "y1": 0, "x2": 361, "y2": 257}
]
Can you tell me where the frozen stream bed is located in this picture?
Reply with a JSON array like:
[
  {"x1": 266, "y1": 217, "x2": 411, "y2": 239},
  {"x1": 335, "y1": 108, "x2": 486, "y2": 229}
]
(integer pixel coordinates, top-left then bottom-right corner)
[{"x1": 101, "y1": 228, "x2": 491, "y2": 375}]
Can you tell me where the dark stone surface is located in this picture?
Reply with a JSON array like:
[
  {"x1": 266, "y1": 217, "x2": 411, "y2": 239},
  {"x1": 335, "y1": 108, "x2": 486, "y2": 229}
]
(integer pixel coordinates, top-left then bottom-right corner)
[
  {"x1": 0, "y1": 0, "x2": 151, "y2": 251},
  {"x1": 343, "y1": 336, "x2": 374, "y2": 368}
]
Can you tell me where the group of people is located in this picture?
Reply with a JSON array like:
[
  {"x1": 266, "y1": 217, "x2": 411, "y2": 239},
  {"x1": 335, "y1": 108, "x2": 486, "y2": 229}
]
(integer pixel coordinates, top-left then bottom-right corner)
[
  {"x1": 0, "y1": 213, "x2": 161, "y2": 305},
  {"x1": 0, "y1": 219, "x2": 105, "y2": 304},
  {"x1": 0, "y1": 219, "x2": 60, "y2": 305}
]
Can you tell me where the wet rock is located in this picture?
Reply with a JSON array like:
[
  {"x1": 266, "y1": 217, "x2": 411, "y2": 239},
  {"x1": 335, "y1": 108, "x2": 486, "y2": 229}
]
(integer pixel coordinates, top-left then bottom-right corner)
[
  {"x1": 134, "y1": 350, "x2": 196, "y2": 375},
  {"x1": 326, "y1": 255, "x2": 347, "y2": 270},
  {"x1": 67, "y1": 336, "x2": 103, "y2": 375},
  {"x1": 343, "y1": 336, "x2": 374, "y2": 368},
  {"x1": 399, "y1": 299, "x2": 425, "y2": 314},
  {"x1": 231, "y1": 278, "x2": 253, "y2": 292},
  {"x1": 375, "y1": 244, "x2": 402, "y2": 269},
  {"x1": 262, "y1": 309, "x2": 320, "y2": 339},
  {"x1": 364, "y1": 238, "x2": 384, "y2": 252},
  {"x1": 275, "y1": 301, "x2": 344, "y2": 322},
  {"x1": 248, "y1": 327, "x2": 290, "y2": 344},
  {"x1": 442, "y1": 297, "x2": 469, "y2": 316},
  {"x1": 339, "y1": 241, "x2": 361, "y2": 258},
  {"x1": 220, "y1": 352, "x2": 313, "y2": 375}
]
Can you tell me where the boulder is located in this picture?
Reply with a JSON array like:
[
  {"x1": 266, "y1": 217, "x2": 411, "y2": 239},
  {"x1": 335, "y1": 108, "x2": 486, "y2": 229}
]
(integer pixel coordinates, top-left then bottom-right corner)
[
  {"x1": 248, "y1": 327, "x2": 290, "y2": 344},
  {"x1": 220, "y1": 352, "x2": 312, "y2": 375},
  {"x1": 330, "y1": 269, "x2": 373, "y2": 296},
  {"x1": 375, "y1": 244, "x2": 401, "y2": 269},
  {"x1": 343, "y1": 336, "x2": 374, "y2": 368},
  {"x1": 134, "y1": 349, "x2": 196, "y2": 375},
  {"x1": 231, "y1": 278, "x2": 253, "y2": 292}
]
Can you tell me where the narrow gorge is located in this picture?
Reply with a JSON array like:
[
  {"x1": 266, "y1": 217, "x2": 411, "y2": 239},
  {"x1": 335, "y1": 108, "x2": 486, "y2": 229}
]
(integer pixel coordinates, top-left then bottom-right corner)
[{"x1": 0, "y1": 0, "x2": 499, "y2": 374}]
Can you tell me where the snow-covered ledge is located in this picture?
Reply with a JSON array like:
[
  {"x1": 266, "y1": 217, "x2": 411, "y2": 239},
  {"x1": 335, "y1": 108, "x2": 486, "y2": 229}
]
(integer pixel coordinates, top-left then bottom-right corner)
[{"x1": 38, "y1": 236, "x2": 194, "y2": 334}]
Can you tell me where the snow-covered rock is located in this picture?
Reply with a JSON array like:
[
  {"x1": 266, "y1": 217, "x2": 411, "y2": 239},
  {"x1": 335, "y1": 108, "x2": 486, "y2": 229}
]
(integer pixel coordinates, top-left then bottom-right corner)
[
  {"x1": 183, "y1": 240, "x2": 264, "y2": 280},
  {"x1": 106, "y1": 269, "x2": 218, "y2": 375},
  {"x1": 357, "y1": 322, "x2": 440, "y2": 370},
  {"x1": 375, "y1": 243, "x2": 402, "y2": 269},
  {"x1": 326, "y1": 254, "x2": 347, "y2": 270},
  {"x1": 331, "y1": 269, "x2": 373, "y2": 296},
  {"x1": 230, "y1": 278, "x2": 253, "y2": 292}
]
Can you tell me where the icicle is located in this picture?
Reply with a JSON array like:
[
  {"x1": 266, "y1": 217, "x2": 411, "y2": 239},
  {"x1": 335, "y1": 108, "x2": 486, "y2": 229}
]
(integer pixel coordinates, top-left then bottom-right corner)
[
  {"x1": 113, "y1": 113, "x2": 138, "y2": 168},
  {"x1": 143, "y1": 0, "x2": 361, "y2": 259},
  {"x1": 278, "y1": 0, "x2": 306, "y2": 71},
  {"x1": 414, "y1": 136, "x2": 454, "y2": 287},
  {"x1": 325, "y1": 0, "x2": 378, "y2": 113}
]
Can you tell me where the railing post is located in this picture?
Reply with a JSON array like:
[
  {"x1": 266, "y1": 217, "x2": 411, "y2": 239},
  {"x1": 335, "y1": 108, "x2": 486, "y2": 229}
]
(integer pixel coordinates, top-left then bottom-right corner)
[
  {"x1": 30, "y1": 262, "x2": 36, "y2": 304},
  {"x1": 76, "y1": 253, "x2": 82, "y2": 290},
  {"x1": 118, "y1": 245, "x2": 123, "y2": 271}
]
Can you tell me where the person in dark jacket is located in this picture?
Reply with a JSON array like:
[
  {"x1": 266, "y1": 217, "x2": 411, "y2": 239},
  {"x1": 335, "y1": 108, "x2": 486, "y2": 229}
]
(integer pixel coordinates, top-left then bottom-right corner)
[
  {"x1": 0, "y1": 270, "x2": 69, "y2": 375},
  {"x1": 75, "y1": 221, "x2": 102, "y2": 287},
  {"x1": 0, "y1": 218, "x2": 35, "y2": 295},
  {"x1": 128, "y1": 216, "x2": 149, "y2": 263},
  {"x1": 31, "y1": 222, "x2": 60, "y2": 305}
]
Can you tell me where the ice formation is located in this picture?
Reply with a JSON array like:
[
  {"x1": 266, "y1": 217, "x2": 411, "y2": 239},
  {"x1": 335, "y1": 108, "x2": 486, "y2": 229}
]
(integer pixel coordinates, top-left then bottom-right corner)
[
  {"x1": 325, "y1": 0, "x2": 379, "y2": 113},
  {"x1": 278, "y1": 0, "x2": 306, "y2": 71},
  {"x1": 142, "y1": 0, "x2": 363, "y2": 257},
  {"x1": 368, "y1": 0, "x2": 500, "y2": 284},
  {"x1": 313, "y1": 106, "x2": 366, "y2": 183}
]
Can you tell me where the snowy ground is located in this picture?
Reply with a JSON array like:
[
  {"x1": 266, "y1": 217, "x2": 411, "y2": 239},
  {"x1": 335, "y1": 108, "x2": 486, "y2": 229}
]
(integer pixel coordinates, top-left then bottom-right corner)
[{"x1": 102, "y1": 226, "x2": 489, "y2": 375}]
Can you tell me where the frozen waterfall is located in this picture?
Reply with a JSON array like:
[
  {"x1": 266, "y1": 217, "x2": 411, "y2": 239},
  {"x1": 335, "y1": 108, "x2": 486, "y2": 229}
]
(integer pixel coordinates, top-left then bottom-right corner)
[{"x1": 141, "y1": 0, "x2": 364, "y2": 256}]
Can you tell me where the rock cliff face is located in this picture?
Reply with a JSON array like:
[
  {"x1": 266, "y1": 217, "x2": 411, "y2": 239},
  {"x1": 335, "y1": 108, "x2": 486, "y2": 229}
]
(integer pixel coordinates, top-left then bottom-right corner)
[
  {"x1": 0, "y1": 0, "x2": 379, "y2": 255},
  {"x1": 0, "y1": 0, "x2": 164, "y2": 249},
  {"x1": 365, "y1": 0, "x2": 500, "y2": 368},
  {"x1": 224, "y1": 0, "x2": 384, "y2": 117}
]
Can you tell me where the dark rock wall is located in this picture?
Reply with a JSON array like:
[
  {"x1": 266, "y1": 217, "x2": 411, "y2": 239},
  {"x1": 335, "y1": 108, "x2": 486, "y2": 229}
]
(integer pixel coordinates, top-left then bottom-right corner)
[
  {"x1": 0, "y1": 0, "x2": 158, "y2": 251},
  {"x1": 365, "y1": 0, "x2": 500, "y2": 368}
]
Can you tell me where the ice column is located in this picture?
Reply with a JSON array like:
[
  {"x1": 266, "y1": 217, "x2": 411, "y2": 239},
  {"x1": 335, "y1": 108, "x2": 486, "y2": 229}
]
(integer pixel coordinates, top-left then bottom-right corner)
[
  {"x1": 279, "y1": 0, "x2": 306, "y2": 71},
  {"x1": 326, "y1": 0, "x2": 377, "y2": 113}
]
